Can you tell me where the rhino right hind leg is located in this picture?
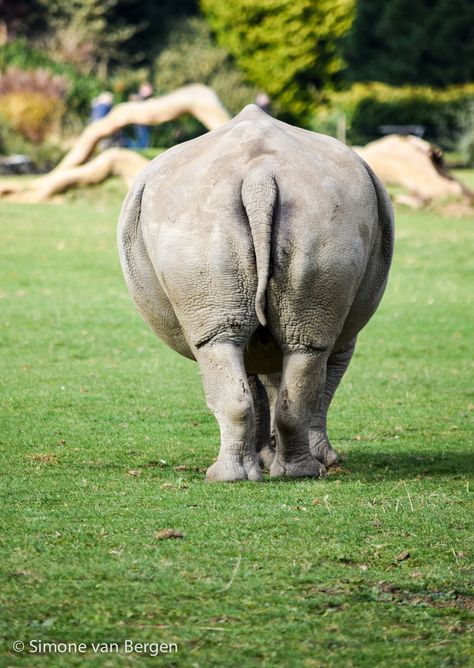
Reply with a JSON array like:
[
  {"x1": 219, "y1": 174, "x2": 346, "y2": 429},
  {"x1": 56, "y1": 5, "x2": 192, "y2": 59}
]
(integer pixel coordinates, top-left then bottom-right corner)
[
  {"x1": 197, "y1": 341, "x2": 262, "y2": 482},
  {"x1": 270, "y1": 350, "x2": 328, "y2": 479},
  {"x1": 309, "y1": 338, "x2": 356, "y2": 467}
]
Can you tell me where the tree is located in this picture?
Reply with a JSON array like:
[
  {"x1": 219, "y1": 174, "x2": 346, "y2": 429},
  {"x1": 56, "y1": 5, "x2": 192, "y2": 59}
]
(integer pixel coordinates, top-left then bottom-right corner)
[
  {"x1": 344, "y1": 0, "x2": 474, "y2": 87},
  {"x1": 109, "y1": 0, "x2": 198, "y2": 67},
  {"x1": 200, "y1": 0, "x2": 354, "y2": 123},
  {"x1": 0, "y1": 0, "x2": 47, "y2": 41},
  {"x1": 36, "y1": 0, "x2": 138, "y2": 77},
  {"x1": 154, "y1": 17, "x2": 257, "y2": 115}
]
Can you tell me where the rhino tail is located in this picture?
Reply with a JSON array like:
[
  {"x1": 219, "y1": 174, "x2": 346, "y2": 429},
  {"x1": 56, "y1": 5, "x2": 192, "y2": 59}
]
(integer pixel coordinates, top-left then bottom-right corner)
[{"x1": 241, "y1": 169, "x2": 278, "y2": 327}]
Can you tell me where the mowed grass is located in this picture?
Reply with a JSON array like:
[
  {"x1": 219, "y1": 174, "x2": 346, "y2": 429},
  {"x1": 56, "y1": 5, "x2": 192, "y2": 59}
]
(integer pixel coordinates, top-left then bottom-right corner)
[{"x1": 0, "y1": 180, "x2": 473, "y2": 667}]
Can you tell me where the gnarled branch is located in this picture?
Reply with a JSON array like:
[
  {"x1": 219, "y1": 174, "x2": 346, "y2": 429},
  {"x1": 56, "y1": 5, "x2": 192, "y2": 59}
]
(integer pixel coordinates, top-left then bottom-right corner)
[{"x1": 50, "y1": 84, "x2": 230, "y2": 173}]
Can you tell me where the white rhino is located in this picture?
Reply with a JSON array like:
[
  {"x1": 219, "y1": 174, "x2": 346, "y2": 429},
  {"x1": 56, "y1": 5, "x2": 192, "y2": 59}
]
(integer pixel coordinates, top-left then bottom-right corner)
[{"x1": 118, "y1": 105, "x2": 394, "y2": 482}]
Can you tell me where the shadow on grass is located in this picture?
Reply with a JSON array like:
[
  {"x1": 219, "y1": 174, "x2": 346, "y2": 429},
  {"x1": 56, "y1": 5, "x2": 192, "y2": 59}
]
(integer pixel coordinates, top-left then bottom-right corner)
[
  {"x1": 73, "y1": 447, "x2": 473, "y2": 484},
  {"x1": 330, "y1": 448, "x2": 474, "y2": 482}
]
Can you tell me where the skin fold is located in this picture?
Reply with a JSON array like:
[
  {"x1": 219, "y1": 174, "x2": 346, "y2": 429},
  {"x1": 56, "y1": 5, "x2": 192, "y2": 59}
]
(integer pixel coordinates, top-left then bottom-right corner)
[{"x1": 118, "y1": 105, "x2": 394, "y2": 482}]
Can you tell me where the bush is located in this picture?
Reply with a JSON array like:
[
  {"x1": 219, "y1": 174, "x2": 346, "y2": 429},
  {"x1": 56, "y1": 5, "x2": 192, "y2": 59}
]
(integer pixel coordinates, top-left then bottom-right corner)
[
  {"x1": 0, "y1": 39, "x2": 102, "y2": 120},
  {"x1": 0, "y1": 67, "x2": 68, "y2": 143},
  {"x1": 0, "y1": 91, "x2": 66, "y2": 144},
  {"x1": 0, "y1": 120, "x2": 64, "y2": 170},
  {"x1": 311, "y1": 82, "x2": 474, "y2": 150}
]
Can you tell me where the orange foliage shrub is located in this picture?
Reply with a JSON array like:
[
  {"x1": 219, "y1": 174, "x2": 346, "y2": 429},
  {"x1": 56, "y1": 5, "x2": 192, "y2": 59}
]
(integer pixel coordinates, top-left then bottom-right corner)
[{"x1": 0, "y1": 67, "x2": 69, "y2": 143}]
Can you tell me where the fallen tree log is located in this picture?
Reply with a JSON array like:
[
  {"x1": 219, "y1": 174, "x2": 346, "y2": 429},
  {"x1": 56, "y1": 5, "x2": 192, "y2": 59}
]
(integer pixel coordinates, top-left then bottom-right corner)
[
  {"x1": 49, "y1": 84, "x2": 230, "y2": 173},
  {"x1": 0, "y1": 149, "x2": 149, "y2": 202},
  {"x1": 0, "y1": 83, "x2": 230, "y2": 202},
  {"x1": 355, "y1": 135, "x2": 474, "y2": 205}
]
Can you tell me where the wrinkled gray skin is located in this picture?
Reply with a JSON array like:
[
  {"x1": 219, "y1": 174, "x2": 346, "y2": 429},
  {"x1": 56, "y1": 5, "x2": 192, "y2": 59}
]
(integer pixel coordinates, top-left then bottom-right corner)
[{"x1": 118, "y1": 105, "x2": 394, "y2": 482}]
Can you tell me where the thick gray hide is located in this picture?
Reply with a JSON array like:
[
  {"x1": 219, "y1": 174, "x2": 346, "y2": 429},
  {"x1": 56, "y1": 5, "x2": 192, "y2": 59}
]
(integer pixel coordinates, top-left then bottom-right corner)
[{"x1": 118, "y1": 105, "x2": 394, "y2": 482}]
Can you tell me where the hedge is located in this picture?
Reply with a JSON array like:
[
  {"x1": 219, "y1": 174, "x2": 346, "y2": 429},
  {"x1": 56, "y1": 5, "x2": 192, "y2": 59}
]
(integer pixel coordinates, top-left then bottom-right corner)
[{"x1": 312, "y1": 82, "x2": 474, "y2": 150}]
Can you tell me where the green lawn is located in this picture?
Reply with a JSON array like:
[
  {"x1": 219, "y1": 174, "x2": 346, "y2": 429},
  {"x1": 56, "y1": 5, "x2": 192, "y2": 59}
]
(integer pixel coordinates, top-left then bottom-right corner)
[{"x1": 0, "y1": 180, "x2": 473, "y2": 667}]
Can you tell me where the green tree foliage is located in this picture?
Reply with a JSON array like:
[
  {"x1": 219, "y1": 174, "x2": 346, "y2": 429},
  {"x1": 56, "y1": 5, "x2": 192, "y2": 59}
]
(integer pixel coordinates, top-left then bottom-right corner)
[
  {"x1": 200, "y1": 0, "x2": 354, "y2": 122},
  {"x1": 110, "y1": 0, "x2": 198, "y2": 67},
  {"x1": 344, "y1": 0, "x2": 474, "y2": 87},
  {"x1": 152, "y1": 17, "x2": 257, "y2": 148},
  {"x1": 37, "y1": 0, "x2": 138, "y2": 77},
  {"x1": 154, "y1": 17, "x2": 257, "y2": 114},
  {"x1": 1, "y1": 0, "x2": 199, "y2": 72}
]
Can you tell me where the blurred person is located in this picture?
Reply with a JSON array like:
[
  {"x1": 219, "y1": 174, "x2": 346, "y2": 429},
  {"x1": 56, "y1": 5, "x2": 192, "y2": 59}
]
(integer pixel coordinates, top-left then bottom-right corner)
[
  {"x1": 90, "y1": 91, "x2": 120, "y2": 149},
  {"x1": 255, "y1": 92, "x2": 272, "y2": 115},
  {"x1": 90, "y1": 91, "x2": 114, "y2": 122},
  {"x1": 133, "y1": 82, "x2": 154, "y2": 149}
]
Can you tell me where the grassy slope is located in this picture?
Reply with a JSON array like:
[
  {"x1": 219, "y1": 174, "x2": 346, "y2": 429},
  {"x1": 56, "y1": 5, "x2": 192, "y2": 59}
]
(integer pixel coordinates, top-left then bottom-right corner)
[{"x1": 0, "y1": 182, "x2": 473, "y2": 667}]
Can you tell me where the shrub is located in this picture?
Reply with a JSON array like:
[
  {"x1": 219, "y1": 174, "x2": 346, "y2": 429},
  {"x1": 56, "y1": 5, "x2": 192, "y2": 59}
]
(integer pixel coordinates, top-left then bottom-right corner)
[
  {"x1": 0, "y1": 39, "x2": 102, "y2": 119},
  {"x1": 0, "y1": 67, "x2": 69, "y2": 143},
  {"x1": 0, "y1": 119, "x2": 64, "y2": 169},
  {"x1": 35, "y1": 0, "x2": 139, "y2": 78},
  {"x1": 0, "y1": 92, "x2": 65, "y2": 144},
  {"x1": 311, "y1": 82, "x2": 474, "y2": 150}
]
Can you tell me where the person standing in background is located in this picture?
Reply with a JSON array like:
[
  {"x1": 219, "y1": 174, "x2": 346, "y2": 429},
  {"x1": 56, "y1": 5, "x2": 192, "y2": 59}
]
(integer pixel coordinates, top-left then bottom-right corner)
[
  {"x1": 90, "y1": 91, "x2": 114, "y2": 122},
  {"x1": 255, "y1": 92, "x2": 272, "y2": 115},
  {"x1": 90, "y1": 92, "x2": 115, "y2": 148},
  {"x1": 133, "y1": 82, "x2": 154, "y2": 149}
]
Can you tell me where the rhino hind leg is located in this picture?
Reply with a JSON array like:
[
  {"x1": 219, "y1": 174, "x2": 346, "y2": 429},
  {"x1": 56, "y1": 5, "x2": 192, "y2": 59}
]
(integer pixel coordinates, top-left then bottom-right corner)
[
  {"x1": 248, "y1": 374, "x2": 274, "y2": 470},
  {"x1": 309, "y1": 338, "x2": 357, "y2": 467},
  {"x1": 270, "y1": 350, "x2": 327, "y2": 479},
  {"x1": 197, "y1": 341, "x2": 262, "y2": 482}
]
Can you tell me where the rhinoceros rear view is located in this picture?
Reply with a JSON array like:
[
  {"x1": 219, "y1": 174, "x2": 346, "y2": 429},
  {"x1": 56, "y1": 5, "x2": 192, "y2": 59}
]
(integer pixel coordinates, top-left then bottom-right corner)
[{"x1": 118, "y1": 105, "x2": 394, "y2": 482}]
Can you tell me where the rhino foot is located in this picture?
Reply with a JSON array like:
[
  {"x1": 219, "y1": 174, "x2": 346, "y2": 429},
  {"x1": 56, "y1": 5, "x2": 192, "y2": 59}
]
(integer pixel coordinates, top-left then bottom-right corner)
[
  {"x1": 270, "y1": 455, "x2": 327, "y2": 479},
  {"x1": 206, "y1": 454, "x2": 262, "y2": 482},
  {"x1": 309, "y1": 433, "x2": 339, "y2": 467},
  {"x1": 258, "y1": 443, "x2": 275, "y2": 471}
]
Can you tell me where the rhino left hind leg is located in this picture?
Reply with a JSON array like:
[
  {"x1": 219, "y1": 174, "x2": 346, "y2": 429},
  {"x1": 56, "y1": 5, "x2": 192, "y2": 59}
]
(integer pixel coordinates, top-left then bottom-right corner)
[{"x1": 197, "y1": 341, "x2": 262, "y2": 482}]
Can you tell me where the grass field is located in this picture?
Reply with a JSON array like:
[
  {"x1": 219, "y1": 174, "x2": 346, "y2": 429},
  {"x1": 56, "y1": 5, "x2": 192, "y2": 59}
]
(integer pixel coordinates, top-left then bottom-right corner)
[{"x1": 0, "y1": 178, "x2": 473, "y2": 667}]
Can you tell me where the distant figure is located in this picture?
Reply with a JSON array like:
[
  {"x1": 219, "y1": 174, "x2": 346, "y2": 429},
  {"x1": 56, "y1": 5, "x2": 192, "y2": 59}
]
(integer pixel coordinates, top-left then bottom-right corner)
[
  {"x1": 139, "y1": 82, "x2": 153, "y2": 100},
  {"x1": 133, "y1": 82, "x2": 154, "y2": 149},
  {"x1": 90, "y1": 92, "x2": 115, "y2": 148},
  {"x1": 255, "y1": 92, "x2": 272, "y2": 115},
  {"x1": 90, "y1": 92, "x2": 114, "y2": 122}
]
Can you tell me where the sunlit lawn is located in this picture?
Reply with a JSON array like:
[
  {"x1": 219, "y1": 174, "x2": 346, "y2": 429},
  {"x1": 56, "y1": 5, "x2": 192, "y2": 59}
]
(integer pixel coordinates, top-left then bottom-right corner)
[{"x1": 0, "y1": 177, "x2": 472, "y2": 667}]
